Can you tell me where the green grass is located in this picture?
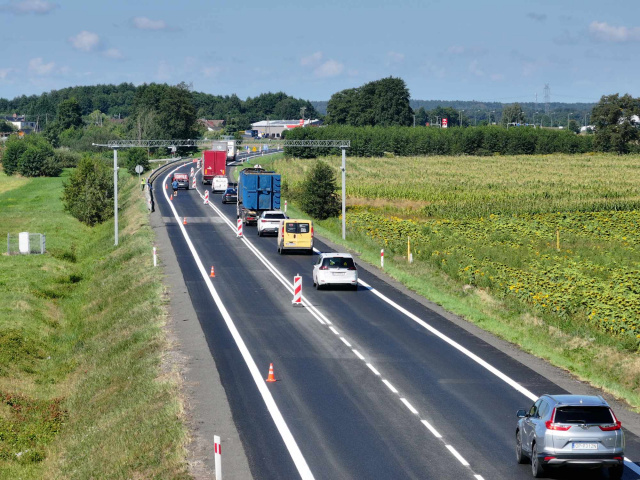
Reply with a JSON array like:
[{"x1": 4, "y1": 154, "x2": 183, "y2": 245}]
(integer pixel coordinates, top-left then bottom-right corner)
[
  {"x1": 275, "y1": 154, "x2": 640, "y2": 411},
  {"x1": 0, "y1": 169, "x2": 188, "y2": 478}
]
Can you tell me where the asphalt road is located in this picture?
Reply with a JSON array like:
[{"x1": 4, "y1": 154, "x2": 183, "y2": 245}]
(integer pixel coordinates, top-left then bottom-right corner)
[{"x1": 156, "y1": 160, "x2": 640, "y2": 480}]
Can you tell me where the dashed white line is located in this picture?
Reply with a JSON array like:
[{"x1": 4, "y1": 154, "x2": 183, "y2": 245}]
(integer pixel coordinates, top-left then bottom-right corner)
[
  {"x1": 340, "y1": 337, "x2": 352, "y2": 347},
  {"x1": 421, "y1": 420, "x2": 442, "y2": 438},
  {"x1": 400, "y1": 398, "x2": 419, "y2": 415},
  {"x1": 352, "y1": 349, "x2": 365, "y2": 361},
  {"x1": 474, "y1": 475, "x2": 485, "y2": 480},
  {"x1": 366, "y1": 363, "x2": 381, "y2": 376},
  {"x1": 329, "y1": 326, "x2": 340, "y2": 335},
  {"x1": 382, "y1": 379, "x2": 398, "y2": 394},
  {"x1": 446, "y1": 445, "x2": 470, "y2": 466}
]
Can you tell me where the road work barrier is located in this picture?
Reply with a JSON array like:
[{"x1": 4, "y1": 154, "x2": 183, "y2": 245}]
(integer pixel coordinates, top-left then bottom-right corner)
[
  {"x1": 292, "y1": 274, "x2": 302, "y2": 306},
  {"x1": 204, "y1": 190, "x2": 209, "y2": 205},
  {"x1": 237, "y1": 218, "x2": 243, "y2": 237}
]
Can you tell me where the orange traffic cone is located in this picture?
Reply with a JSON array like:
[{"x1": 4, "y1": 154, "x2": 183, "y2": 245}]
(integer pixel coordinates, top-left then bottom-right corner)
[
  {"x1": 165, "y1": 184, "x2": 168, "y2": 189},
  {"x1": 210, "y1": 266, "x2": 215, "y2": 278},
  {"x1": 265, "y1": 363, "x2": 276, "y2": 383},
  {"x1": 183, "y1": 217, "x2": 187, "y2": 225},
  {"x1": 170, "y1": 194, "x2": 173, "y2": 201}
]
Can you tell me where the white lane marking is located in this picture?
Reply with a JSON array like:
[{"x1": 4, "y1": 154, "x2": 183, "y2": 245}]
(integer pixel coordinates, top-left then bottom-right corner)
[
  {"x1": 366, "y1": 363, "x2": 380, "y2": 376},
  {"x1": 329, "y1": 326, "x2": 340, "y2": 335},
  {"x1": 446, "y1": 445, "x2": 470, "y2": 466},
  {"x1": 400, "y1": 398, "x2": 419, "y2": 415},
  {"x1": 162, "y1": 168, "x2": 315, "y2": 480},
  {"x1": 356, "y1": 278, "x2": 538, "y2": 403},
  {"x1": 474, "y1": 476, "x2": 485, "y2": 480},
  {"x1": 624, "y1": 457, "x2": 640, "y2": 475},
  {"x1": 352, "y1": 349, "x2": 365, "y2": 361},
  {"x1": 421, "y1": 420, "x2": 442, "y2": 438},
  {"x1": 340, "y1": 337, "x2": 352, "y2": 347},
  {"x1": 382, "y1": 379, "x2": 398, "y2": 394}
]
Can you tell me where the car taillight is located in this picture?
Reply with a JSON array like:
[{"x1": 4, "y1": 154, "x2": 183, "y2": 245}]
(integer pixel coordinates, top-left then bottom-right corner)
[
  {"x1": 545, "y1": 408, "x2": 571, "y2": 431},
  {"x1": 261, "y1": 219, "x2": 266, "y2": 222},
  {"x1": 600, "y1": 410, "x2": 622, "y2": 431},
  {"x1": 311, "y1": 226, "x2": 314, "y2": 237},
  {"x1": 281, "y1": 226, "x2": 284, "y2": 236},
  {"x1": 348, "y1": 266, "x2": 357, "y2": 270},
  {"x1": 543, "y1": 456, "x2": 556, "y2": 462},
  {"x1": 319, "y1": 266, "x2": 328, "y2": 270}
]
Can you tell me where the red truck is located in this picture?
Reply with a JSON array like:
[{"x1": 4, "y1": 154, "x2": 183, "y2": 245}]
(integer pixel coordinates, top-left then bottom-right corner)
[{"x1": 202, "y1": 149, "x2": 226, "y2": 187}]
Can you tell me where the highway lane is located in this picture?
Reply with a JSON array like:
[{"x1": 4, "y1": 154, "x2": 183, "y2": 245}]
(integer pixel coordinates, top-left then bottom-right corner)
[{"x1": 157, "y1": 161, "x2": 640, "y2": 479}]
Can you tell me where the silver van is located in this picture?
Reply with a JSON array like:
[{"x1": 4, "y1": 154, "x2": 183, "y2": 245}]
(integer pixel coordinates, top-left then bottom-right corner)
[{"x1": 516, "y1": 394, "x2": 624, "y2": 478}]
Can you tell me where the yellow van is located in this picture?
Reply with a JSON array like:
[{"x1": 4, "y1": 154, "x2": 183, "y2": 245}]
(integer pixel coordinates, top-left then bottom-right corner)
[{"x1": 277, "y1": 219, "x2": 314, "y2": 254}]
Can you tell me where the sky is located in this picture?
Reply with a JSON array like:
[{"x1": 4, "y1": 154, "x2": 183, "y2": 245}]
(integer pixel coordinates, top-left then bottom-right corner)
[{"x1": 1, "y1": 0, "x2": 639, "y2": 104}]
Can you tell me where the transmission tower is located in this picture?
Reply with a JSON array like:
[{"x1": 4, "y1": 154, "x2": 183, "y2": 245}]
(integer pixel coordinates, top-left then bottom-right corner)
[{"x1": 544, "y1": 84, "x2": 551, "y2": 115}]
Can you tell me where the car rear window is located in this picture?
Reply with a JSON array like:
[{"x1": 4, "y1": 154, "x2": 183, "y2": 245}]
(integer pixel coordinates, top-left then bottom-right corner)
[
  {"x1": 555, "y1": 406, "x2": 614, "y2": 424},
  {"x1": 174, "y1": 174, "x2": 188, "y2": 181},
  {"x1": 322, "y1": 257, "x2": 355, "y2": 269},
  {"x1": 265, "y1": 213, "x2": 286, "y2": 219},
  {"x1": 286, "y1": 222, "x2": 310, "y2": 234}
]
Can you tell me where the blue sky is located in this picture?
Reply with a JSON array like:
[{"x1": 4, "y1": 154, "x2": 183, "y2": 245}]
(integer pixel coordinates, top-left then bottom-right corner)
[{"x1": 1, "y1": 0, "x2": 639, "y2": 103}]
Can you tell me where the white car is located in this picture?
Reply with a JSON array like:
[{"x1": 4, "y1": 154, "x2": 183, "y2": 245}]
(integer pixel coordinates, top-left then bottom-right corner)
[
  {"x1": 257, "y1": 210, "x2": 287, "y2": 236},
  {"x1": 312, "y1": 253, "x2": 358, "y2": 290}
]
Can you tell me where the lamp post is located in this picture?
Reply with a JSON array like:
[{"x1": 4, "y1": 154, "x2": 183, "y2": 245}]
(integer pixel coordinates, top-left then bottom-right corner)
[
  {"x1": 567, "y1": 112, "x2": 572, "y2": 130},
  {"x1": 459, "y1": 109, "x2": 464, "y2": 127}
]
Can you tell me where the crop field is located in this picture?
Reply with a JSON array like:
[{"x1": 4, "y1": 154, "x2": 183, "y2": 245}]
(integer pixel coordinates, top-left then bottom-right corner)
[{"x1": 274, "y1": 154, "x2": 640, "y2": 347}]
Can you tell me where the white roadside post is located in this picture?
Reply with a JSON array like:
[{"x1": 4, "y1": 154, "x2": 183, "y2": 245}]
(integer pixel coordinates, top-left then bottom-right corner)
[
  {"x1": 381, "y1": 249, "x2": 384, "y2": 268},
  {"x1": 284, "y1": 200, "x2": 287, "y2": 213},
  {"x1": 214, "y1": 435, "x2": 222, "y2": 480},
  {"x1": 153, "y1": 247, "x2": 157, "y2": 267}
]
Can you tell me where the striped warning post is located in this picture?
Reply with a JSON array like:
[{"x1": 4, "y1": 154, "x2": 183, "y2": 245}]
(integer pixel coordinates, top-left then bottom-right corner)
[
  {"x1": 190, "y1": 167, "x2": 194, "y2": 177},
  {"x1": 191, "y1": 177, "x2": 196, "y2": 189},
  {"x1": 214, "y1": 435, "x2": 222, "y2": 480},
  {"x1": 292, "y1": 274, "x2": 302, "y2": 306},
  {"x1": 237, "y1": 218, "x2": 243, "y2": 237},
  {"x1": 204, "y1": 190, "x2": 209, "y2": 205}
]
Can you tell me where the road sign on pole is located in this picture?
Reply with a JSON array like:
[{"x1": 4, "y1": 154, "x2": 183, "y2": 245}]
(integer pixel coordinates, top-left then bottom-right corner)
[{"x1": 442, "y1": 118, "x2": 448, "y2": 128}]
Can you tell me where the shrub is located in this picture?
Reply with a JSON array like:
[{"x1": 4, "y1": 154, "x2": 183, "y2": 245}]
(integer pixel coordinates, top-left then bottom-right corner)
[
  {"x1": 62, "y1": 156, "x2": 114, "y2": 226},
  {"x1": 299, "y1": 160, "x2": 341, "y2": 220},
  {"x1": 1, "y1": 136, "x2": 28, "y2": 175},
  {"x1": 125, "y1": 148, "x2": 150, "y2": 175},
  {"x1": 54, "y1": 149, "x2": 81, "y2": 168},
  {"x1": 2, "y1": 135, "x2": 59, "y2": 177}
]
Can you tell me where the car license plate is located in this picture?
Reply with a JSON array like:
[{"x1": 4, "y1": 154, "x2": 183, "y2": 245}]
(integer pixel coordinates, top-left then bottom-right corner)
[
  {"x1": 572, "y1": 443, "x2": 598, "y2": 450},
  {"x1": 332, "y1": 272, "x2": 345, "y2": 276},
  {"x1": 286, "y1": 242, "x2": 295, "y2": 246}
]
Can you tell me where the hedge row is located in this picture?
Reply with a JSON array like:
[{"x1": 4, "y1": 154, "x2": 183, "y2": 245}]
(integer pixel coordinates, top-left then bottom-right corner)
[{"x1": 283, "y1": 125, "x2": 594, "y2": 158}]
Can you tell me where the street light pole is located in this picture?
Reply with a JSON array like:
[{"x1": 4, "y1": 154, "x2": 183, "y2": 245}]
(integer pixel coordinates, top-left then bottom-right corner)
[
  {"x1": 113, "y1": 148, "x2": 119, "y2": 246},
  {"x1": 341, "y1": 148, "x2": 346, "y2": 240},
  {"x1": 567, "y1": 112, "x2": 572, "y2": 129},
  {"x1": 460, "y1": 109, "x2": 464, "y2": 127}
]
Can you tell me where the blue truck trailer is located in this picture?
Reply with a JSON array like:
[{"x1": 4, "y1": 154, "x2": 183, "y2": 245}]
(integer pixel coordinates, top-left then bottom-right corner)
[{"x1": 236, "y1": 166, "x2": 281, "y2": 226}]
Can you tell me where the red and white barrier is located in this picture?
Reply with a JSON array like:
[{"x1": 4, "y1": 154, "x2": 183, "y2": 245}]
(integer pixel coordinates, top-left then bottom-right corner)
[
  {"x1": 381, "y1": 249, "x2": 384, "y2": 268},
  {"x1": 192, "y1": 177, "x2": 196, "y2": 189},
  {"x1": 204, "y1": 190, "x2": 209, "y2": 205},
  {"x1": 292, "y1": 274, "x2": 302, "y2": 306},
  {"x1": 214, "y1": 435, "x2": 222, "y2": 480},
  {"x1": 237, "y1": 218, "x2": 243, "y2": 237},
  {"x1": 284, "y1": 200, "x2": 287, "y2": 213},
  {"x1": 190, "y1": 166, "x2": 194, "y2": 177}
]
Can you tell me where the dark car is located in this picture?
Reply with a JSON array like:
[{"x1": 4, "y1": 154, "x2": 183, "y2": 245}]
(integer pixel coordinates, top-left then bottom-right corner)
[
  {"x1": 172, "y1": 173, "x2": 190, "y2": 190},
  {"x1": 221, "y1": 187, "x2": 237, "y2": 204}
]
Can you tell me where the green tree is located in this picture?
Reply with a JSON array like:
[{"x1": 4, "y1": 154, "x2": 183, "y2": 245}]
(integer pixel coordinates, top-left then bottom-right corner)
[
  {"x1": 1, "y1": 135, "x2": 28, "y2": 175},
  {"x1": 592, "y1": 93, "x2": 640, "y2": 154},
  {"x1": 57, "y1": 98, "x2": 84, "y2": 130},
  {"x1": 2, "y1": 135, "x2": 58, "y2": 176},
  {"x1": 300, "y1": 160, "x2": 341, "y2": 220},
  {"x1": 568, "y1": 119, "x2": 581, "y2": 134},
  {"x1": 62, "y1": 156, "x2": 114, "y2": 226},
  {"x1": 0, "y1": 120, "x2": 16, "y2": 133},
  {"x1": 501, "y1": 103, "x2": 527, "y2": 126},
  {"x1": 125, "y1": 147, "x2": 149, "y2": 175}
]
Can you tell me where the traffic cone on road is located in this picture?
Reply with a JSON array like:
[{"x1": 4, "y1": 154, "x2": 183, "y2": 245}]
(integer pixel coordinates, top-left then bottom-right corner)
[
  {"x1": 210, "y1": 266, "x2": 215, "y2": 277},
  {"x1": 170, "y1": 194, "x2": 173, "y2": 201},
  {"x1": 183, "y1": 217, "x2": 187, "y2": 225},
  {"x1": 265, "y1": 363, "x2": 276, "y2": 383},
  {"x1": 165, "y1": 184, "x2": 168, "y2": 189}
]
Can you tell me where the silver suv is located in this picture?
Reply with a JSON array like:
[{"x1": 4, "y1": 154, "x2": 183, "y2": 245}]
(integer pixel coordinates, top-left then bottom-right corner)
[{"x1": 516, "y1": 394, "x2": 624, "y2": 478}]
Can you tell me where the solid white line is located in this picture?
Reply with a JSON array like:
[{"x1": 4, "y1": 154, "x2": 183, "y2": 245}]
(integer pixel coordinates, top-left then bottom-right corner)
[
  {"x1": 163, "y1": 169, "x2": 315, "y2": 480},
  {"x1": 382, "y1": 379, "x2": 398, "y2": 394},
  {"x1": 366, "y1": 363, "x2": 380, "y2": 376},
  {"x1": 421, "y1": 420, "x2": 442, "y2": 438},
  {"x1": 624, "y1": 457, "x2": 640, "y2": 474},
  {"x1": 446, "y1": 445, "x2": 470, "y2": 466},
  {"x1": 474, "y1": 475, "x2": 485, "y2": 480},
  {"x1": 400, "y1": 398, "x2": 419, "y2": 415},
  {"x1": 329, "y1": 326, "x2": 340, "y2": 335},
  {"x1": 352, "y1": 349, "x2": 365, "y2": 361},
  {"x1": 340, "y1": 337, "x2": 352, "y2": 347},
  {"x1": 357, "y1": 278, "x2": 538, "y2": 403}
]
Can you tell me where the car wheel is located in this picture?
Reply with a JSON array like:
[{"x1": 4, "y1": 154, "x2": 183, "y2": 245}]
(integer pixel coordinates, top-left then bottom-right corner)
[
  {"x1": 315, "y1": 281, "x2": 321, "y2": 290},
  {"x1": 609, "y1": 464, "x2": 623, "y2": 480},
  {"x1": 531, "y1": 443, "x2": 545, "y2": 478},
  {"x1": 353, "y1": 284, "x2": 358, "y2": 291},
  {"x1": 278, "y1": 244, "x2": 282, "y2": 254},
  {"x1": 516, "y1": 430, "x2": 527, "y2": 464}
]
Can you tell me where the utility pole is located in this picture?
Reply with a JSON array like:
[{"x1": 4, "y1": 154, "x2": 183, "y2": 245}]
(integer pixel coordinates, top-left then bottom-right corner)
[
  {"x1": 413, "y1": 114, "x2": 416, "y2": 127},
  {"x1": 459, "y1": 110, "x2": 464, "y2": 127}
]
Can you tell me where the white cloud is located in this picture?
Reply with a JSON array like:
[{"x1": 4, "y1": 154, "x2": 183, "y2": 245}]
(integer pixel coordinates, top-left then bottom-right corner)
[
  {"x1": 314, "y1": 59, "x2": 344, "y2": 78},
  {"x1": 69, "y1": 31, "x2": 101, "y2": 52},
  {"x1": 28, "y1": 57, "x2": 55, "y2": 75},
  {"x1": 386, "y1": 51, "x2": 405, "y2": 66},
  {"x1": 132, "y1": 16, "x2": 168, "y2": 30},
  {"x1": 0, "y1": 67, "x2": 15, "y2": 79},
  {"x1": 469, "y1": 60, "x2": 484, "y2": 76},
  {"x1": 104, "y1": 48, "x2": 123, "y2": 59},
  {"x1": 300, "y1": 51, "x2": 322, "y2": 67},
  {"x1": 0, "y1": 0, "x2": 57, "y2": 14},
  {"x1": 490, "y1": 73, "x2": 504, "y2": 81},
  {"x1": 589, "y1": 21, "x2": 640, "y2": 42}
]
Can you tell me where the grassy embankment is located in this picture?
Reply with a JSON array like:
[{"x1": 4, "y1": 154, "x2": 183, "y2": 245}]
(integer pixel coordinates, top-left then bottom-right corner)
[
  {"x1": 252, "y1": 153, "x2": 640, "y2": 410},
  {"x1": 0, "y1": 169, "x2": 188, "y2": 478}
]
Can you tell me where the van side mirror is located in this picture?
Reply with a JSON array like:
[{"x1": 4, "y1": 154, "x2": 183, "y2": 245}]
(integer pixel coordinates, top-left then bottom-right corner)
[{"x1": 516, "y1": 409, "x2": 527, "y2": 418}]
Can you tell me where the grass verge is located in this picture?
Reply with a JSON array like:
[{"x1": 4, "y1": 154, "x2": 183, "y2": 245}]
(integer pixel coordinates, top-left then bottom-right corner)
[{"x1": 0, "y1": 168, "x2": 188, "y2": 478}]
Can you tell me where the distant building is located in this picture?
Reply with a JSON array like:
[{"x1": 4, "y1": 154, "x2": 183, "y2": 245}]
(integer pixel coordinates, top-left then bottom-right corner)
[
  {"x1": 199, "y1": 119, "x2": 225, "y2": 131},
  {"x1": 3, "y1": 115, "x2": 37, "y2": 133},
  {"x1": 250, "y1": 119, "x2": 322, "y2": 138}
]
